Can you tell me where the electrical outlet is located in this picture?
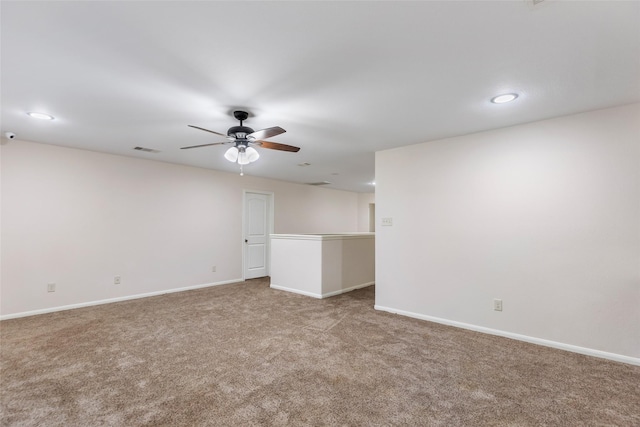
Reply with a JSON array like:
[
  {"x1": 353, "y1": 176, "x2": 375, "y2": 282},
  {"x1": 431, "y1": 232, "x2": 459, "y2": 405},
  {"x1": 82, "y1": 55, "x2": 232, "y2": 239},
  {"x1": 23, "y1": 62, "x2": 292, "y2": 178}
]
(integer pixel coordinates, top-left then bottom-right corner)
[
  {"x1": 114, "y1": 276, "x2": 121, "y2": 285},
  {"x1": 212, "y1": 266, "x2": 217, "y2": 272},
  {"x1": 381, "y1": 217, "x2": 393, "y2": 226},
  {"x1": 493, "y1": 299, "x2": 503, "y2": 311},
  {"x1": 47, "y1": 283, "x2": 56, "y2": 292}
]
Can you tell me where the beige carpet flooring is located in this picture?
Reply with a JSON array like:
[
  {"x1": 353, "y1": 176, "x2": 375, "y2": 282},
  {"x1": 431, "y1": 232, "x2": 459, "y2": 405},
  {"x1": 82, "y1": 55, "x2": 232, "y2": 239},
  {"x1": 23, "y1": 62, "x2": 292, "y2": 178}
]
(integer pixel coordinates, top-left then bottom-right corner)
[{"x1": 1, "y1": 278, "x2": 639, "y2": 426}]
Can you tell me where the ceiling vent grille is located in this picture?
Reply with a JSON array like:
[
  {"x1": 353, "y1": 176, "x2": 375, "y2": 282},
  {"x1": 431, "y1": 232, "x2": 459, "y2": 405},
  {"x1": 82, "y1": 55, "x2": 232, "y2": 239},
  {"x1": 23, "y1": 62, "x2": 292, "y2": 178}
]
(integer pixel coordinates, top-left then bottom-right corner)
[
  {"x1": 527, "y1": 0, "x2": 547, "y2": 9},
  {"x1": 306, "y1": 181, "x2": 331, "y2": 186},
  {"x1": 133, "y1": 146, "x2": 161, "y2": 153}
]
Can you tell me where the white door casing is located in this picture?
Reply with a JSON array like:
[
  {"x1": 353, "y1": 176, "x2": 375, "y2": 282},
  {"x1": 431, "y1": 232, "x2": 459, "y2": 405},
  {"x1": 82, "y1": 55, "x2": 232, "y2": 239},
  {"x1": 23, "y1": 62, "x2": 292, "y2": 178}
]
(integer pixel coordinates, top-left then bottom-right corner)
[{"x1": 243, "y1": 191, "x2": 273, "y2": 279}]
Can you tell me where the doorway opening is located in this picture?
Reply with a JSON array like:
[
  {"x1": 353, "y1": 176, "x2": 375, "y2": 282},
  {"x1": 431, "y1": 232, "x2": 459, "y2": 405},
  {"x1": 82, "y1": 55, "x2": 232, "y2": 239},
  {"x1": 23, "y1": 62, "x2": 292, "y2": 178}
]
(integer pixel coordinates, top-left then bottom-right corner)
[{"x1": 369, "y1": 203, "x2": 376, "y2": 232}]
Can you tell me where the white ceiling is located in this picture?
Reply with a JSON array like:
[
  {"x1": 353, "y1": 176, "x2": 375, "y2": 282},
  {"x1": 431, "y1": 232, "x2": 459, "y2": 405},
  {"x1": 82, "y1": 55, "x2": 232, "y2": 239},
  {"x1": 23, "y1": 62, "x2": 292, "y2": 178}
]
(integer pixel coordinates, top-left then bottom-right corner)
[{"x1": 2, "y1": 1, "x2": 639, "y2": 193}]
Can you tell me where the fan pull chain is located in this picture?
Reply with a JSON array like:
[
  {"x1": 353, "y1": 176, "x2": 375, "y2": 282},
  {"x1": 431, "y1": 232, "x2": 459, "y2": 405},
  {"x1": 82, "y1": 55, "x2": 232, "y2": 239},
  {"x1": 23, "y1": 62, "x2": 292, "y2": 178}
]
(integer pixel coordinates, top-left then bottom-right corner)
[{"x1": 240, "y1": 164, "x2": 244, "y2": 176}]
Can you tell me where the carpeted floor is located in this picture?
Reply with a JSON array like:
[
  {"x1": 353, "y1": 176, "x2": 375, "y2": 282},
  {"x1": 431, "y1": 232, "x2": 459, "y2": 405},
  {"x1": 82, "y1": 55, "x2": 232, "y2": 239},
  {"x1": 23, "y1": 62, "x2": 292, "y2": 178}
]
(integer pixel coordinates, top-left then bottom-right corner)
[{"x1": 1, "y1": 278, "x2": 638, "y2": 426}]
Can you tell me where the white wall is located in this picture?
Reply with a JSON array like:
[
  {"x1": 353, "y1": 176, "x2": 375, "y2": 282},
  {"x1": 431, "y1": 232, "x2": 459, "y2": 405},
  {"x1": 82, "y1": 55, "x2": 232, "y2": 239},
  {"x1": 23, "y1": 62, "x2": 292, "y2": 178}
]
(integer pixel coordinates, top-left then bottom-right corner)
[
  {"x1": 1, "y1": 141, "x2": 359, "y2": 317},
  {"x1": 375, "y1": 103, "x2": 640, "y2": 362},
  {"x1": 271, "y1": 234, "x2": 375, "y2": 299}
]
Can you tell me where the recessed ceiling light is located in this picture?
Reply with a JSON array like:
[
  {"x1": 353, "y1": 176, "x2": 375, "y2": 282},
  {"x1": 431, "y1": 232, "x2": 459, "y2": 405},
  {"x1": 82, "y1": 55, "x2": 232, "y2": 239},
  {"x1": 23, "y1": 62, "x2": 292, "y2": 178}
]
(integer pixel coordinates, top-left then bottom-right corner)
[
  {"x1": 490, "y1": 93, "x2": 518, "y2": 104},
  {"x1": 27, "y1": 112, "x2": 54, "y2": 120}
]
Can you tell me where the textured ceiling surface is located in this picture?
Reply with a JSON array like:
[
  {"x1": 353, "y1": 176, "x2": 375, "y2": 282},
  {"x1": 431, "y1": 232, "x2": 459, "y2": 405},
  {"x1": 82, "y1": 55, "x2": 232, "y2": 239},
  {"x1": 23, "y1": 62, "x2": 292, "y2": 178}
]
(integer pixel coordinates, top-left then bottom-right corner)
[{"x1": 2, "y1": 1, "x2": 639, "y2": 193}]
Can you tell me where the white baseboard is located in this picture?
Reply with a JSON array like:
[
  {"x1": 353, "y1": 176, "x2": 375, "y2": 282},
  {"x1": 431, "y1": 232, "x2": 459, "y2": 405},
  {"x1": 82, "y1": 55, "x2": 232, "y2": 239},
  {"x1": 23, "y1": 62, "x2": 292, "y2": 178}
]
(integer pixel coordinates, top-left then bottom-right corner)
[
  {"x1": 374, "y1": 305, "x2": 640, "y2": 367},
  {"x1": 321, "y1": 282, "x2": 375, "y2": 298},
  {"x1": 270, "y1": 284, "x2": 323, "y2": 299},
  {"x1": 0, "y1": 278, "x2": 244, "y2": 321},
  {"x1": 271, "y1": 281, "x2": 374, "y2": 299}
]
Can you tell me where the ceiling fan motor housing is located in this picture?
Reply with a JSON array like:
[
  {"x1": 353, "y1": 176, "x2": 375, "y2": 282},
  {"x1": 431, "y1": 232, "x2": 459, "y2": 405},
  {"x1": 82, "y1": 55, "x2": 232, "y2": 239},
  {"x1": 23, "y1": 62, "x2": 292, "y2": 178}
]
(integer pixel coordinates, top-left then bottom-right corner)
[
  {"x1": 227, "y1": 125, "x2": 255, "y2": 141},
  {"x1": 229, "y1": 111, "x2": 253, "y2": 141}
]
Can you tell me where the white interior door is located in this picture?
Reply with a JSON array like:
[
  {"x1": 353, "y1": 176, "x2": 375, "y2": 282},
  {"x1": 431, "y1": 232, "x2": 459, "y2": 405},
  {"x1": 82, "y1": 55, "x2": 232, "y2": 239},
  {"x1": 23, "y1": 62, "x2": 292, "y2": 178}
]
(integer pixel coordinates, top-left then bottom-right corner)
[{"x1": 243, "y1": 192, "x2": 272, "y2": 279}]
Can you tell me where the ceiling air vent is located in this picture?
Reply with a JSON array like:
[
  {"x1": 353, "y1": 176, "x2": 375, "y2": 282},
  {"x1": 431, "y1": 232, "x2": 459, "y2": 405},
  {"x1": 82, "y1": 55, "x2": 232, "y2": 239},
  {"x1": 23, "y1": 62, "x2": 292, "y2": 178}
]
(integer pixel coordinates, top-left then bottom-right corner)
[
  {"x1": 307, "y1": 181, "x2": 331, "y2": 186},
  {"x1": 527, "y1": 0, "x2": 547, "y2": 9},
  {"x1": 133, "y1": 146, "x2": 161, "y2": 153}
]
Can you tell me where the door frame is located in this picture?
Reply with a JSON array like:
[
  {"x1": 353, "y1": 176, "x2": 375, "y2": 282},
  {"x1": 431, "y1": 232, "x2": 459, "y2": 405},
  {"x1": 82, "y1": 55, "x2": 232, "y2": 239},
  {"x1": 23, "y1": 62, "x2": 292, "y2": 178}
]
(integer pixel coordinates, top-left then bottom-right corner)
[{"x1": 242, "y1": 189, "x2": 275, "y2": 280}]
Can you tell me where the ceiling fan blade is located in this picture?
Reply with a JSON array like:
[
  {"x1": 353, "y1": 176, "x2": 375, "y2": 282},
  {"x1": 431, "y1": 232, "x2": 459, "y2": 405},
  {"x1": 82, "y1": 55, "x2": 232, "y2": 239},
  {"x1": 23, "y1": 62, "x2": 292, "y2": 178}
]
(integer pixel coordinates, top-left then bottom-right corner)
[
  {"x1": 248, "y1": 126, "x2": 286, "y2": 141},
  {"x1": 254, "y1": 140, "x2": 300, "y2": 152},
  {"x1": 180, "y1": 142, "x2": 227, "y2": 150},
  {"x1": 188, "y1": 125, "x2": 228, "y2": 137}
]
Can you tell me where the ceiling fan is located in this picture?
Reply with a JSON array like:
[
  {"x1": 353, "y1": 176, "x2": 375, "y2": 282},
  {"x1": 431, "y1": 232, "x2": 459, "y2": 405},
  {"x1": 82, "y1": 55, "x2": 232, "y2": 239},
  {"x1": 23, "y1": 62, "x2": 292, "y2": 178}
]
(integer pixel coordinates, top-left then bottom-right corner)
[{"x1": 183, "y1": 110, "x2": 300, "y2": 175}]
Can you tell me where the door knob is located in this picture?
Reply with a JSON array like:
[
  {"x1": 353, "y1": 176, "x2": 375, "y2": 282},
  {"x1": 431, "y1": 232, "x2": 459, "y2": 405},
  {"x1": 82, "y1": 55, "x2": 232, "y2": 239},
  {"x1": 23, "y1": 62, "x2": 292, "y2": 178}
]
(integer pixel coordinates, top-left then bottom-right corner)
[{"x1": 245, "y1": 239, "x2": 248, "y2": 243}]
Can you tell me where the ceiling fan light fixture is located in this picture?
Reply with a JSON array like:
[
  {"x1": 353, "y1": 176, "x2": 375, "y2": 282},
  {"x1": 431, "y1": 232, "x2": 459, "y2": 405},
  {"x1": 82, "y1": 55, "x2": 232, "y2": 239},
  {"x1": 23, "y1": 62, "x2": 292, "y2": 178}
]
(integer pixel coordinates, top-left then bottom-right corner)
[
  {"x1": 246, "y1": 146, "x2": 260, "y2": 163},
  {"x1": 237, "y1": 146, "x2": 250, "y2": 165},
  {"x1": 237, "y1": 153, "x2": 250, "y2": 165},
  {"x1": 224, "y1": 146, "x2": 239, "y2": 162}
]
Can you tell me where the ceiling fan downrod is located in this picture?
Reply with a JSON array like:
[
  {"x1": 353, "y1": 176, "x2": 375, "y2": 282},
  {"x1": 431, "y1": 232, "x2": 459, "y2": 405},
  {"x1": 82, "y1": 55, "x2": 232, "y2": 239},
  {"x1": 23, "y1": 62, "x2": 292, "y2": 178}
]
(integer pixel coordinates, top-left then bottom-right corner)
[{"x1": 233, "y1": 110, "x2": 249, "y2": 128}]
